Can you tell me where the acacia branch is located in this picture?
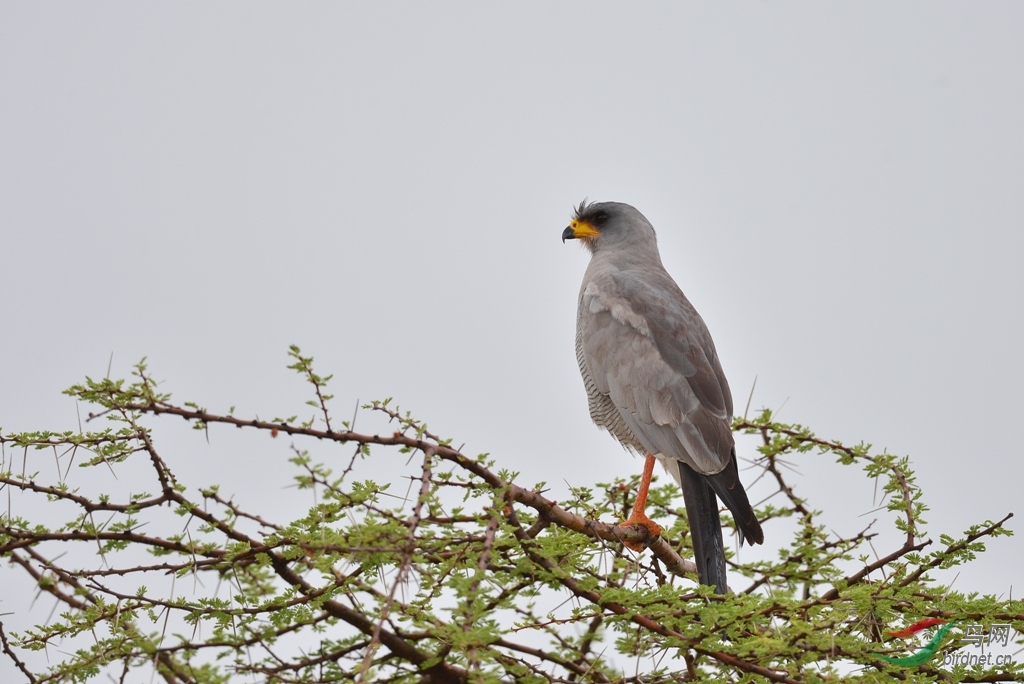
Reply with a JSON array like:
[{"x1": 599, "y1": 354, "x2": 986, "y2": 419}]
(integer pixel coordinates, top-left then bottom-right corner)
[
  {"x1": 0, "y1": 622, "x2": 36, "y2": 684},
  {"x1": 500, "y1": 501, "x2": 802, "y2": 684},
  {"x1": 4, "y1": 366, "x2": 1020, "y2": 683},
  {"x1": 132, "y1": 401, "x2": 699, "y2": 577}
]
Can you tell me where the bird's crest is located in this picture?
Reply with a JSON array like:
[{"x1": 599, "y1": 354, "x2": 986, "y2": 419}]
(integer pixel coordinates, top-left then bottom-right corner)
[{"x1": 573, "y1": 198, "x2": 593, "y2": 221}]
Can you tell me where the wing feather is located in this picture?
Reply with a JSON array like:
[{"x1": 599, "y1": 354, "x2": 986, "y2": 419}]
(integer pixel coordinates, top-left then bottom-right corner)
[{"x1": 580, "y1": 272, "x2": 734, "y2": 474}]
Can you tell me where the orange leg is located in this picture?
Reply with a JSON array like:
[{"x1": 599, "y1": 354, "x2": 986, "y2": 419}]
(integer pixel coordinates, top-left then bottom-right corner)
[{"x1": 622, "y1": 453, "x2": 663, "y2": 551}]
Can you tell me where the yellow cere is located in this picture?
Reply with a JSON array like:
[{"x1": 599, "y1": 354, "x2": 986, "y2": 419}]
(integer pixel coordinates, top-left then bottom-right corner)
[{"x1": 570, "y1": 219, "x2": 600, "y2": 238}]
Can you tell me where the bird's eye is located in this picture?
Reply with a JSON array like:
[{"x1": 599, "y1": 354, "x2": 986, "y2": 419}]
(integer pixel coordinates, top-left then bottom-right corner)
[{"x1": 593, "y1": 212, "x2": 609, "y2": 226}]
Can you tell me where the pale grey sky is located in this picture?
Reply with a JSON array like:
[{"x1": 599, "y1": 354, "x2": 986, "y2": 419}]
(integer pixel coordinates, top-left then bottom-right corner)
[{"x1": 2, "y1": 4, "x2": 1023, "y2": 672}]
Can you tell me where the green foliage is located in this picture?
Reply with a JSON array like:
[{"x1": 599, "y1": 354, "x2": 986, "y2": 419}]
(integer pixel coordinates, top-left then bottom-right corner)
[{"x1": 0, "y1": 348, "x2": 1020, "y2": 683}]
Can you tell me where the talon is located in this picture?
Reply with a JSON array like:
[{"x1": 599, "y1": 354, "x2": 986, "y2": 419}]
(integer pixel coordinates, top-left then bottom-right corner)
[
  {"x1": 621, "y1": 513, "x2": 663, "y2": 552},
  {"x1": 621, "y1": 453, "x2": 662, "y2": 552}
]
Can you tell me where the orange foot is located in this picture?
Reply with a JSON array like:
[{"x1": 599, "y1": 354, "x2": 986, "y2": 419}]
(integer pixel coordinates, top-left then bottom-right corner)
[
  {"x1": 621, "y1": 453, "x2": 663, "y2": 551},
  {"x1": 621, "y1": 510, "x2": 663, "y2": 552}
]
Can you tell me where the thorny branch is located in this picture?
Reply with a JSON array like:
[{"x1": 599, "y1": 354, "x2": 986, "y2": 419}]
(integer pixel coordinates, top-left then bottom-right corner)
[
  {"x1": 0, "y1": 362, "x2": 1020, "y2": 684},
  {"x1": 356, "y1": 449, "x2": 435, "y2": 681}
]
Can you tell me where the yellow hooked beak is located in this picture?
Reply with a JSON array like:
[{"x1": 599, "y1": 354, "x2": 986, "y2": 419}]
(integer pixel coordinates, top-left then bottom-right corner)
[{"x1": 561, "y1": 219, "x2": 600, "y2": 243}]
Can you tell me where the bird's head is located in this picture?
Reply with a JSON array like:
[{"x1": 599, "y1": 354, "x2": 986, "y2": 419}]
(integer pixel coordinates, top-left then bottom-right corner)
[{"x1": 561, "y1": 200, "x2": 657, "y2": 255}]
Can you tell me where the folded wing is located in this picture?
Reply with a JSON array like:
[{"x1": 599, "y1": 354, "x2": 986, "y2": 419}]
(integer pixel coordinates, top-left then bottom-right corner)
[{"x1": 580, "y1": 271, "x2": 734, "y2": 475}]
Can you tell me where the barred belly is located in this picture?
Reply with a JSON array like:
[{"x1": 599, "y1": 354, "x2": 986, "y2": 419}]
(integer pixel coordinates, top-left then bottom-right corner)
[{"x1": 575, "y1": 304, "x2": 645, "y2": 455}]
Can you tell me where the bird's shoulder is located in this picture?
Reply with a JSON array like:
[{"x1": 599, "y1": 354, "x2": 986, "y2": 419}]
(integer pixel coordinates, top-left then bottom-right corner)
[
  {"x1": 581, "y1": 267, "x2": 732, "y2": 418},
  {"x1": 582, "y1": 269, "x2": 704, "y2": 344}
]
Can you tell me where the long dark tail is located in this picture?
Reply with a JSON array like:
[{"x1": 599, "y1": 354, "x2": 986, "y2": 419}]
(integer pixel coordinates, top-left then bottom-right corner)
[
  {"x1": 677, "y1": 461, "x2": 728, "y2": 593},
  {"x1": 706, "y1": 448, "x2": 764, "y2": 547},
  {"x1": 678, "y1": 451, "x2": 764, "y2": 594}
]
